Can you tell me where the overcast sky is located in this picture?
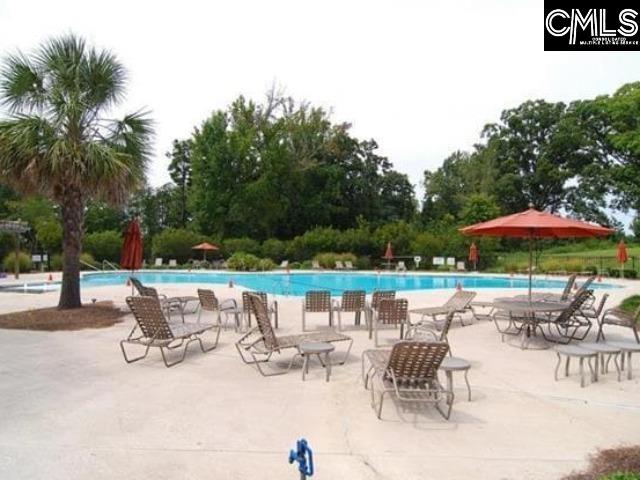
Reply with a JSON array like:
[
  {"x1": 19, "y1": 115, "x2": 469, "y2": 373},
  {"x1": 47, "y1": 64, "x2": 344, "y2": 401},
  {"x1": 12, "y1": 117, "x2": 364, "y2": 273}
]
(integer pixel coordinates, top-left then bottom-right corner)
[{"x1": 1, "y1": 0, "x2": 639, "y2": 202}]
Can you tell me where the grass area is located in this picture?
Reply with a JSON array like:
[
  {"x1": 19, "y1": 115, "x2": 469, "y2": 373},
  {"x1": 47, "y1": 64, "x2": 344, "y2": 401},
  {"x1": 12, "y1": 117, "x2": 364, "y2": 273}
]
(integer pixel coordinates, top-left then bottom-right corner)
[
  {"x1": 562, "y1": 445, "x2": 640, "y2": 480},
  {"x1": 548, "y1": 247, "x2": 640, "y2": 257},
  {"x1": 620, "y1": 295, "x2": 640, "y2": 314},
  {"x1": 0, "y1": 301, "x2": 125, "y2": 331}
]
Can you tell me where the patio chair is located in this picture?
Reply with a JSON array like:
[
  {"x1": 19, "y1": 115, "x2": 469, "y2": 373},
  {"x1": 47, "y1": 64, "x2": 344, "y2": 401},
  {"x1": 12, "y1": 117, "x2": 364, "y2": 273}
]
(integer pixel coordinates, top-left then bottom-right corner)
[
  {"x1": 396, "y1": 261, "x2": 407, "y2": 272},
  {"x1": 169, "y1": 259, "x2": 178, "y2": 267},
  {"x1": 541, "y1": 289, "x2": 594, "y2": 343},
  {"x1": 279, "y1": 260, "x2": 289, "y2": 269},
  {"x1": 361, "y1": 341, "x2": 453, "y2": 420},
  {"x1": 236, "y1": 294, "x2": 353, "y2": 376},
  {"x1": 409, "y1": 290, "x2": 477, "y2": 329},
  {"x1": 597, "y1": 304, "x2": 640, "y2": 343},
  {"x1": 371, "y1": 298, "x2": 409, "y2": 347},
  {"x1": 130, "y1": 277, "x2": 185, "y2": 321},
  {"x1": 197, "y1": 289, "x2": 242, "y2": 331},
  {"x1": 312, "y1": 260, "x2": 321, "y2": 270},
  {"x1": 405, "y1": 310, "x2": 455, "y2": 354},
  {"x1": 332, "y1": 290, "x2": 366, "y2": 330},
  {"x1": 366, "y1": 290, "x2": 396, "y2": 325},
  {"x1": 456, "y1": 261, "x2": 466, "y2": 272},
  {"x1": 154, "y1": 258, "x2": 163, "y2": 267},
  {"x1": 335, "y1": 260, "x2": 345, "y2": 270},
  {"x1": 302, "y1": 290, "x2": 333, "y2": 331},
  {"x1": 344, "y1": 260, "x2": 356, "y2": 270},
  {"x1": 242, "y1": 291, "x2": 279, "y2": 329},
  {"x1": 121, "y1": 296, "x2": 220, "y2": 367},
  {"x1": 536, "y1": 273, "x2": 581, "y2": 302}
]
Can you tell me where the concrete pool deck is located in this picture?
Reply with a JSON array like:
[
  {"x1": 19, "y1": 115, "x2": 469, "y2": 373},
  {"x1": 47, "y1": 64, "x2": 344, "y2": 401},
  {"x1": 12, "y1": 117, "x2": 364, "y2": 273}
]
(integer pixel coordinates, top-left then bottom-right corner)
[{"x1": 0, "y1": 272, "x2": 639, "y2": 479}]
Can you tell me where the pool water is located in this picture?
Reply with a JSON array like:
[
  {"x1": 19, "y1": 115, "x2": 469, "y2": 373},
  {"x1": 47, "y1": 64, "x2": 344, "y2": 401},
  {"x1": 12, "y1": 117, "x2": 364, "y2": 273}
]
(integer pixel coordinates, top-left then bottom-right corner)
[{"x1": 80, "y1": 271, "x2": 612, "y2": 296}]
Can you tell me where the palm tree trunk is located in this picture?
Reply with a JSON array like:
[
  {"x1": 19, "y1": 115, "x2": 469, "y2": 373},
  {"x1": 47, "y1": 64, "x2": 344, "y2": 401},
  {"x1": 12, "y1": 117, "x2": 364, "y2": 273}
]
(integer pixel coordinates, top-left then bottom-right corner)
[{"x1": 58, "y1": 187, "x2": 85, "y2": 309}]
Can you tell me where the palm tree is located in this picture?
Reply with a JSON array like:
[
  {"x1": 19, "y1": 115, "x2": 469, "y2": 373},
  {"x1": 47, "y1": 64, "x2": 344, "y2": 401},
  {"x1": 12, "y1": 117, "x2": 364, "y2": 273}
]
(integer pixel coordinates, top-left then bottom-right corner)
[{"x1": 0, "y1": 35, "x2": 153, "y2": 309}]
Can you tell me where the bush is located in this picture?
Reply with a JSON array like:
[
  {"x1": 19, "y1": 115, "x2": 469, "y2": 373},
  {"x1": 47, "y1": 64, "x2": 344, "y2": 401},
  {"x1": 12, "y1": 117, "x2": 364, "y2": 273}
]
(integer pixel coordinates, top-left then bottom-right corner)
[
  {"x1": 80, "y1": 252, "x2": 97, "y2": 270},
  {"x1": 562, "y1": 445, "x2": 640, "y2": 480},
  {"x1": 48, "y1": 252, "x2": 96, "y2": 271},
  {"x1": 355, "y1": 256, "x2": 371, "y2": 270},
  {"x1": 226, "y1": 252, "x2": 276, "y2": 271},
  {"x1": 300, "y1": 260, "x2": 313, "y2": 269},
  {"x1": 152, "y1": 229, "x2": 208, "y2": 264},
  {"x1": 223, "y1": 238, "x2": 261, "y2": 257},
  {"x1": 261, "y1": 238, "x2": 287, "y2": 262},
  {"x1": 84, "y1": 230, "x2": 122, "y2": 263},
  {"x1": 2, "y1": 251, "x2": 32, "y2": 273},
  {"x1": 608, "y1": 268, "x2": 638, "y2": 279},
  {"x1": 313, "y1": 252, "x2": 357, "y2": 269}
]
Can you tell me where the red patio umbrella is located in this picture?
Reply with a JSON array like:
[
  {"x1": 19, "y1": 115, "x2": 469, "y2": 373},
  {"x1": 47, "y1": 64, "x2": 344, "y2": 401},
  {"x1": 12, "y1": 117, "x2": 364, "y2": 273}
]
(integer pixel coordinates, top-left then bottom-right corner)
[
  {"x1": 460, "y1": 207, "x2": 614, "y2": 298},
  {"x1": 617, "y1": 240, "x2": 629, "y2": 278},
  {"x1": 120, "y1": 219, "x2": 143, "y2": 271},
  {"x1": 468, "y1": 242, "x2": 479, "y2": 270},
  {"x1": 192, "y1": 242, "x2": 219, "y2": 261},
  {"x1": 384, "y1": 242, "x2": 394, "y2": 269}
]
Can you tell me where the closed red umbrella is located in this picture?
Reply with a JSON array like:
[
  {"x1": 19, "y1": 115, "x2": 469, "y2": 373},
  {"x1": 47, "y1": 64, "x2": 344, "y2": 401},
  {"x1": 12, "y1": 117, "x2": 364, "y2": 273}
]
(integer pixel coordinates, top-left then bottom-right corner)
[
  {"x1": 617, "y1": 240, "x2": 629, "y2": 278},
  {"x1": 383, "y1": 242, "x2": 394, "y2": 270},
  {"x1": 121, "y1": 219, "x2": 143, "y2": 271},
  {"x1": 468, "y1": 242, "x2": 479, "y2": 270},
  {"x1": 460, "y1": 207, "x2": 614, "y2": 298}
]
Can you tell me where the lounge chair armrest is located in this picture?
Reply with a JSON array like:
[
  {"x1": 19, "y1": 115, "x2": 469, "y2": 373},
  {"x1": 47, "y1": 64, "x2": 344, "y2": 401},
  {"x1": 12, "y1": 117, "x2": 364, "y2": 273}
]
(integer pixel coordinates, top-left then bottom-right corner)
[{"x1": 220, "y1": 298, "x2": 238, "y2": 311}]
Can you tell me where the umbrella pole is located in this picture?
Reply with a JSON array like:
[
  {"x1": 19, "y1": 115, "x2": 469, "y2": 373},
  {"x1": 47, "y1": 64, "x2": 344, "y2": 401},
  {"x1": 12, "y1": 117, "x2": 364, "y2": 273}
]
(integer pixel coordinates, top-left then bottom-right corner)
[{"x1": 528, "y1": 236, "x2": 533, "y2": 301}]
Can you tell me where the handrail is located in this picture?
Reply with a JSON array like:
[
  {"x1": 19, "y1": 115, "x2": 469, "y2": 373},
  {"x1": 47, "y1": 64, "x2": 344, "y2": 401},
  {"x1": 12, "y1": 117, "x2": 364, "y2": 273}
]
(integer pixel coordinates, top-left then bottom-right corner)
[
  {"x1": 80, "y1": 259, "x2": 100, "y2": 271},
  {"x1": 102, "y1": 260, "x2": 120, "y2": 271}
]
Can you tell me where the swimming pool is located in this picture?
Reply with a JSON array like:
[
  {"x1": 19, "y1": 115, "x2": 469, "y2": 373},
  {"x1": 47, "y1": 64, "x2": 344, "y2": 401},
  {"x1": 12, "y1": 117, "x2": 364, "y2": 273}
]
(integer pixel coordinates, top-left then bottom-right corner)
[{"x1": 81, "y1": 271, "x2": 613, "y2": 296}]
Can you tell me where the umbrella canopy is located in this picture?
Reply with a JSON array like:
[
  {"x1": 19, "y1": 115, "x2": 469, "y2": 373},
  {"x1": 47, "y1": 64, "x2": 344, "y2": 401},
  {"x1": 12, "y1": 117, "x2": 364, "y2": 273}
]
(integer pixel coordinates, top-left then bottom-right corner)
[
  {"x1": 617, "y1": 240, "x2": 629, "y2": 264},
  {"x1": 120, "y1": 219, "x2": 143, "y2": 271},
  {"x1": 384, "y1": 242, "x2": 394, "y2": 260},
  {"x1": 460, "y1": 208, "x2": 614, "y2": 238},
  {"x1": 468, "y1": 242, "x2": 479, "y2": 265},
  {"x1": 460, "y1": 207, "x2": 614, "y2": 299},
  {"x1": 192, "y1": 242, "x2": 219, "y2": 260}
]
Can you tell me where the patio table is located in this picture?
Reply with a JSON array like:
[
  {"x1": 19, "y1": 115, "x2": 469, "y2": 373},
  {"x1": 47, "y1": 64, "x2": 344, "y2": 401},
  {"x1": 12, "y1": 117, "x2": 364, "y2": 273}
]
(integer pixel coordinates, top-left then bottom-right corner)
[{"x1": 492, "y1": 298, "x2": 568, "y2": 350}]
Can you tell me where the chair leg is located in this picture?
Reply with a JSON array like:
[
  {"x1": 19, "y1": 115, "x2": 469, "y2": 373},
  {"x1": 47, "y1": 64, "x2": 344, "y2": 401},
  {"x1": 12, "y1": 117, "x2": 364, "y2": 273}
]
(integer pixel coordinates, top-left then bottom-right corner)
[
  {"x1": 120, "y1": 340, "x2": 151, "y2": 364},
  {"x1": 554, "y1": 353, "x2": 562, "y2": 381},
  {"x1": 463, "y1": 369, "x2": 471, "y2": 401}
]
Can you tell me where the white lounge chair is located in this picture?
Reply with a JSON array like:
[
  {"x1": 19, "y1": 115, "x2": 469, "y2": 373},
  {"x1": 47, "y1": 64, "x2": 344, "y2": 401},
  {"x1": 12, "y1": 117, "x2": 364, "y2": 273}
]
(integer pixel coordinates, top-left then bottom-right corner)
[
  {"x1": 312, "y1": 260, "x2": 321, "y2": 270},
  {"x1": 169, "y1": 259, "x2": 178, "y2": 267},
  {"x1": 279, "y1": 260, "x2": 289, "y2": 269},
  {"x1": 344, "y1": 261, "x2": 356, "y2": 270},
  {"x1": 396, "y1": 261, "x2": 407, "y2": 272},
  {"x1": 154, "y1": 258, "x2": 163, "y2": 267},
  {"x1": 335, "y1": 261, "x2": 345, "y2": 270}
]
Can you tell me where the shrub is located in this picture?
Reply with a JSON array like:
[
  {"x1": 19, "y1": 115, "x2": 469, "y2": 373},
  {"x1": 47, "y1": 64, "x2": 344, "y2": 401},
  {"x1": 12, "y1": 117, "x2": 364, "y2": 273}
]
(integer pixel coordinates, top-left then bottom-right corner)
[
  {"x1": 261, "y1": 238, "x2": 287, "y2": 262},
  {"x1": 2, "y1": 251, "x2": 32, "y2": 273},
  {"x1": 50, "y1": 253, "x2": 63, "y2": 270},
  {"x1": 84, "y1": 230, "x2": 122, "y2": 263},
  {"x1": 49, "y1": 253, "x2": 96, "y2": 270},
  {"x1": 223, "y1": 237, "x2": 261, "y2": 256},
  {"x1": 313, "y1": 252, "x2": 357, "y2": 269},
  {"x1": 80, "y1": 252, "x2": 97, "y2": 270},
  {"x1": 300, "y1": 260, "x2": 313, "y2": 269},
  {"x1": 226, "y1": 252, "x2": 276, "y2": 271},
  {"x1": 152, "y1": 229, "x2": 208, "y2": 264},
  {"x1": 562, "y1": 445, "x2": 640, "y2": 480},
  {"x1": 608, "y1": 268, "x2": 638, "y2": 279},
  {"x1": 355, "y1": 256, "x2": 371, "y2": 270},
  {"x1": 288, "y1": 261, "x2": 302, "y2": 270}
]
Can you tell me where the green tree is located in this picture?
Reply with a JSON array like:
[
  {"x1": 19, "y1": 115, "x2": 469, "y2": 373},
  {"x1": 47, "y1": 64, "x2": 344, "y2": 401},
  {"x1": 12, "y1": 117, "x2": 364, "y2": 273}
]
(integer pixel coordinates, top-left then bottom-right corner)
[
  {"x1": 84, "y1": 200, "x2": 125, "y2": 233},
  {"x1": 0, "y1": 35, "x2": 153, "y2": 308},
  {"x1": 481, "y1": 100, "x2": 587, "y2": 214},
  {"x1": 459, "y1": 193, "x2": 501, "y2": 225},
  {"x1": 166, "y1": 139, "x2": 192, "y2": 227}
]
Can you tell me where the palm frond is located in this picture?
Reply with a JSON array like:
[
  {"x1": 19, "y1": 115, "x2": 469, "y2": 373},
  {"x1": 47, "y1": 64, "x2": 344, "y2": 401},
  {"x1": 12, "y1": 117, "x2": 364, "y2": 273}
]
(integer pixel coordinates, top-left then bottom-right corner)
[{"x1": 0, "y1": 52, "x2": 46, "y2": 113}]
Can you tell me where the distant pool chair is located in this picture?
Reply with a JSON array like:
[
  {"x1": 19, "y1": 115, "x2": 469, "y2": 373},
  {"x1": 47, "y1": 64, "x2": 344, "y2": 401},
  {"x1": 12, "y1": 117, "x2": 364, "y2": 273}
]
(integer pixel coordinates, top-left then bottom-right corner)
[
  {"x1": 242, "y1": 291, "x2": 279, "y2": 329},
  {"x1": 597, "y1": 304, "x2": 640, "y2": 344},
  {"x1": 332, "y1": 290, "x2": 366, "y2": 330},
  {"x1": 405, "y1": 310, "x2": 455, "y2": 355},
  {"x1": 122, "y1": 296, "x2": 220, "y2": 368},
  {"x1": 371, "y1": 298, "x2": 409, "y2": 347},
  {"x1": 396, "y1": 261, "x2": 407, "y2": 272},
  {"x1": 302, "y1": 290, "x2": 333, "y2": 331},
  {"x1": 197, "y1": 288, "x2": 241, "y2": 331}
]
